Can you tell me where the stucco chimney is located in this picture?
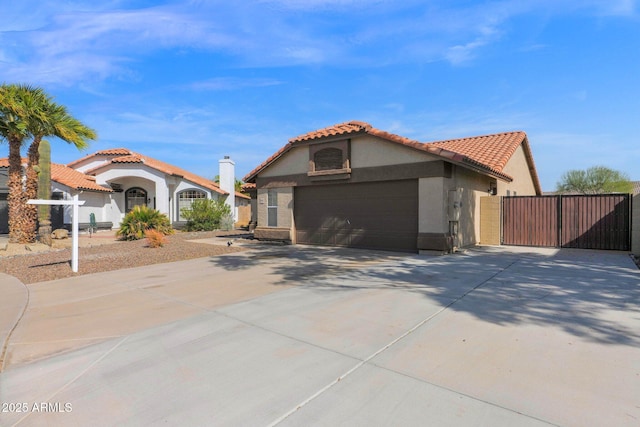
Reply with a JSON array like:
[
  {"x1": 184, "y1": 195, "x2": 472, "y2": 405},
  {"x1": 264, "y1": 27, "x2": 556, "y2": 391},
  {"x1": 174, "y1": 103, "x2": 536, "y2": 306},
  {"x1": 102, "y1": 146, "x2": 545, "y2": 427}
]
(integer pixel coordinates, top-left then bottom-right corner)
[{"x1": 219, "y1": 156, "x2": 236, "y2": 221}]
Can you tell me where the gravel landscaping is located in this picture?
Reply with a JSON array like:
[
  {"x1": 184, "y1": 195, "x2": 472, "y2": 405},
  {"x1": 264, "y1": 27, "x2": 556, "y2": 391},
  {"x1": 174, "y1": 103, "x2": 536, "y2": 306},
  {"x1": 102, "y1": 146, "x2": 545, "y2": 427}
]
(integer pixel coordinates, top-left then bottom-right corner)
[{"x1": 0, "y1": 230, "x2": 246, "y2": 284}]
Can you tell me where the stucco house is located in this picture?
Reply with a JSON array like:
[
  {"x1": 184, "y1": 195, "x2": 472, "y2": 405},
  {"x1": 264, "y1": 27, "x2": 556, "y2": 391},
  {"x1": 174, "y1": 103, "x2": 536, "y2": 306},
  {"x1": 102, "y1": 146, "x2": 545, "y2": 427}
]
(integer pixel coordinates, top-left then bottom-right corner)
[
  {"x1": 0, "y1": 149, "x2": 249, "y2": 233},
  {"x1": 243, "y1": 120, "x2": 541, "y2": 253}
]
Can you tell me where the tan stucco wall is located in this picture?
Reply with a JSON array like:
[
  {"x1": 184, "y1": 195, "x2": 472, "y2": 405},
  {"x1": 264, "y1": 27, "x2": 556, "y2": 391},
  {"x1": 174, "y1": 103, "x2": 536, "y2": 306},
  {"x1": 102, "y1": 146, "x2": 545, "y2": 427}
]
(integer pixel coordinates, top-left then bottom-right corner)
[
  {"x1": 497, "y1": 145, "x2": 537, "y2": 196},
  {"x1": 260, "y1": 146, "x2": 308, "y2": 178},
  {"x1": 418, "y1": 177, "x2": 447, "y2": 234},
  {"x1": 452, "y1": 167, "x2": 493, "y2": 248},
  {"x1": 633, "y1": 193, "x2": 640, "y2": 254},
  {"x1": 256, "y1": 187, "x2": 294, "y2": 229},
  {"x1": 480, "y1": 196, "x2": 501, "y2": 245},
  {"x1": 352, "y1": 135, "x2": 436, "y2": 168}
]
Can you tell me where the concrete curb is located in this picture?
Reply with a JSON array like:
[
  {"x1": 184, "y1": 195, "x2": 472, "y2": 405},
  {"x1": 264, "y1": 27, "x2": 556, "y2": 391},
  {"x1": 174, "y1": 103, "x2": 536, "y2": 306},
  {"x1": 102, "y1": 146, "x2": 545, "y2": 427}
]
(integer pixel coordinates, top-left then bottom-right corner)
[{"x1": 0, "y1": 273, "x2": 29, "y2": 372}]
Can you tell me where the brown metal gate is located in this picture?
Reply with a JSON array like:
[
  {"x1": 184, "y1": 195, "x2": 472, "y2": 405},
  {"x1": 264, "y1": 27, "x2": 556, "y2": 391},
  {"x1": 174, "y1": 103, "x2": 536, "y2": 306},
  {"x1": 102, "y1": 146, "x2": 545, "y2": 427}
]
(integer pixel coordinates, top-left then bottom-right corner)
[{"x1": 502, "y1": 194, "x2": 631, "y2": 250}]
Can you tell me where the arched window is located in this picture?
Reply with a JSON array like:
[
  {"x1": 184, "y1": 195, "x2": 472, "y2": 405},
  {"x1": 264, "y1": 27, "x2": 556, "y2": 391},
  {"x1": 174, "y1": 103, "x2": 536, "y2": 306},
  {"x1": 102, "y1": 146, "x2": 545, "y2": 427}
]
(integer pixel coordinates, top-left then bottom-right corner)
[
  {"x1": 125, "y1": 187, "x2": 147, "y2": 212},
  {"x1": 178, "y1": 189, "x2": 207, "y2": 221}
]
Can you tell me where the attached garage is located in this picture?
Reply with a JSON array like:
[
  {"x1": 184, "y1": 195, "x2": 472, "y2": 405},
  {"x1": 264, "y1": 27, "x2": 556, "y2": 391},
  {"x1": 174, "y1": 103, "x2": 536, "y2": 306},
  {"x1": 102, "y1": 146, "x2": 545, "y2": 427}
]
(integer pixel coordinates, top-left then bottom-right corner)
[
  {"x1": 294, "y1": 180, "x2": 418, "y2": 252},
  {"x1": 244, "y1": 121, "x2": 542, "y2": 254}
]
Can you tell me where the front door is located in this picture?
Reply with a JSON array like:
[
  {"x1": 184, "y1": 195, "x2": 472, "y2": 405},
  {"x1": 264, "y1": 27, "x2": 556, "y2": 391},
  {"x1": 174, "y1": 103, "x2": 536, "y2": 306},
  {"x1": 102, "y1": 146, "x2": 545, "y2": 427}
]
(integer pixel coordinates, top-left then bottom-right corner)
[{"x1": 125, "y1": 187, "x2": 147, "y2": 212}]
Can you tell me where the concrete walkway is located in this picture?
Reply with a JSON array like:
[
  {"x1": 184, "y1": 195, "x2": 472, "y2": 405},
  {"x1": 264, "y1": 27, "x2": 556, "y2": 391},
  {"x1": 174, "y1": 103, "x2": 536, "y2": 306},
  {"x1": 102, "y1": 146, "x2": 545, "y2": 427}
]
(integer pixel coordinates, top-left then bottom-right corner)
[
  {"x1": 0, "y1": 273, "x2": 28, "y2": 370},
  {"x1": 1, "y1": 246, "x2": 639, "y2": 426}
]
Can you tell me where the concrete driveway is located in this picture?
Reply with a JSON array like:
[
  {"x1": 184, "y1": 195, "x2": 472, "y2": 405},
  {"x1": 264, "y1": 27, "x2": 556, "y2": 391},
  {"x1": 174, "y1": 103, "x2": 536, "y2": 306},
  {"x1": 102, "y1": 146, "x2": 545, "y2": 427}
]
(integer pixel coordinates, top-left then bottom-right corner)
[{"x1": 1, "y1": 244, "x2": 639, "y2": 426}]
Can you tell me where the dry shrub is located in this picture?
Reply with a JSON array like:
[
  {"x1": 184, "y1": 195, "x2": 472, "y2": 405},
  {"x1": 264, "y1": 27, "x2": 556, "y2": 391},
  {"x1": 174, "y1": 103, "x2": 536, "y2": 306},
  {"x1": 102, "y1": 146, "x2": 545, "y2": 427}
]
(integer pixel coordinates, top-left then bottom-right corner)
[{"x1": 145, "y1": 229, "x2": 167, "y2": 248}]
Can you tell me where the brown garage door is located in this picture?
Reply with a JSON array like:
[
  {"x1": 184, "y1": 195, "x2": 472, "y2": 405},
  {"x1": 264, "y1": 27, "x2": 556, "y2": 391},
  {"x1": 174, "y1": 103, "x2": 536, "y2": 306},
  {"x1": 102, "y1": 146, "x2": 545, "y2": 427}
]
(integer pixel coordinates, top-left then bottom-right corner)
[{"x1": 294, "y1": 180, "x2": 418, "y2": 252}]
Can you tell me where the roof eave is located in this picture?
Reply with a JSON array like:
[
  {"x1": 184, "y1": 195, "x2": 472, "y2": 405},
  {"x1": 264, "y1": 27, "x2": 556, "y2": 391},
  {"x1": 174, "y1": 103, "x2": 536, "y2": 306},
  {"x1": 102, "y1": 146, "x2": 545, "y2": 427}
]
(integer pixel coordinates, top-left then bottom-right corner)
[{"x1": 521, "y1": 135, "x2": 543, "y2": 195}]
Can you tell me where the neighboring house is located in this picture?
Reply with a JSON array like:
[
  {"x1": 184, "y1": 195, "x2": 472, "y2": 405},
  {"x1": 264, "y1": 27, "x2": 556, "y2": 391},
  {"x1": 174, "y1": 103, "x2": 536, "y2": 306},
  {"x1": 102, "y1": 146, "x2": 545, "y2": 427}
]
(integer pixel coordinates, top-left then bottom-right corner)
[
  {"x1": 243, "y1": 120, "x2": 541, "y2": 253},
  {"x1": 0, "y1": 149, "x2": 249, "y2": 233}
]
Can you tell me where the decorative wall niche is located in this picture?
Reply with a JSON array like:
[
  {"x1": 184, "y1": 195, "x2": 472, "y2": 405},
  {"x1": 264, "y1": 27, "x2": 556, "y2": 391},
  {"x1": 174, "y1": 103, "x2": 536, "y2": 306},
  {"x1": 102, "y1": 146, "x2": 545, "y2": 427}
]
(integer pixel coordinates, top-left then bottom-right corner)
[{"x1": 308, "y1": 139, "x2": 351, "y2": 179}]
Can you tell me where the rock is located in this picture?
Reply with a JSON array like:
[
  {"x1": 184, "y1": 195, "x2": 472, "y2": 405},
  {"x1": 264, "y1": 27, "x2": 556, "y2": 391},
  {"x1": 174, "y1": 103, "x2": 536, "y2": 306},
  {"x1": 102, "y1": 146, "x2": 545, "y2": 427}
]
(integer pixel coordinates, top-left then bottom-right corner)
[
  {"x1": 52, "y1": 229, "x2": 69, "y2": 239},
  {"x1": 25, "y1": 243, "x2": 50, "y2": 253}
]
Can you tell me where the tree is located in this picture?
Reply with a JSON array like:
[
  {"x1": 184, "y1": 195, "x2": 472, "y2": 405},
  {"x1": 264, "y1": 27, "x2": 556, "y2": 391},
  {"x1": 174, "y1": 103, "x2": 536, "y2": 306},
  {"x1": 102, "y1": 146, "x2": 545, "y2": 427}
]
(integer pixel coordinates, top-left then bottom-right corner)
[
  {"x1": 0, "y1": 84, "x2": 44, "y2": 243},
  {"x1": 0, "y1": 83, "x2": 96, "y2": 243},
  {"x1": 556, "y1": 166, "x2": 633, "y2": 194},
  {"x1": 24, "y1": 99, "x2": 96, "y2": 242}
]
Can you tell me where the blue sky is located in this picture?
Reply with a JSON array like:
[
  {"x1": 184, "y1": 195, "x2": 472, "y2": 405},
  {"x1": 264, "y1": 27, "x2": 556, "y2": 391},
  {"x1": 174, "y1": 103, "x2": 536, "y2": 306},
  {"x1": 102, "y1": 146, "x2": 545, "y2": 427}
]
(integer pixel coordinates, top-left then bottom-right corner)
[{"x1": 1, "y1": 0, "x2": 638, "y2": 190}]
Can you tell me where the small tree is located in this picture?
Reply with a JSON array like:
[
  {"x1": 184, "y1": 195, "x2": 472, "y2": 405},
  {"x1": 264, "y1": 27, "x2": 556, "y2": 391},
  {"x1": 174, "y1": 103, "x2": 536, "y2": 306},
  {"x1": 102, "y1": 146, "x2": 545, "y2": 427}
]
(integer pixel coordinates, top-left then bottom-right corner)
[
  {"x1": 181, "y1": 198, "x2": 231, "y2": 231},
  {"x1": 556, "y1": 166, "x2": 633, "y2": 194}
]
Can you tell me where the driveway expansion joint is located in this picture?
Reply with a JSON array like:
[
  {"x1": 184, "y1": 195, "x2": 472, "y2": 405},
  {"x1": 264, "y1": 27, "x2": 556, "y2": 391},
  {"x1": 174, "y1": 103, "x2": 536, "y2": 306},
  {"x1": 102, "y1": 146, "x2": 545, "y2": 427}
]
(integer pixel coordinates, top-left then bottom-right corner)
[{"x1": 269, "y1": 256, "x2": 526, "y2": 426}]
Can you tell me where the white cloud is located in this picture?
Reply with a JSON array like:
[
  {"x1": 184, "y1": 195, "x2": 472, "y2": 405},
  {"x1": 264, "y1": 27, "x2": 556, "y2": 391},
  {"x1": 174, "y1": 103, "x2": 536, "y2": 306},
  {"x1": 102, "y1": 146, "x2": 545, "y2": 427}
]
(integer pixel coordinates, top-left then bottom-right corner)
[
  {"x1": 188, "y1": 77, "x2": 283, "y2": 91},
  {"x1": 0, "y1": 0, "x2": 636, "y2": 86}
]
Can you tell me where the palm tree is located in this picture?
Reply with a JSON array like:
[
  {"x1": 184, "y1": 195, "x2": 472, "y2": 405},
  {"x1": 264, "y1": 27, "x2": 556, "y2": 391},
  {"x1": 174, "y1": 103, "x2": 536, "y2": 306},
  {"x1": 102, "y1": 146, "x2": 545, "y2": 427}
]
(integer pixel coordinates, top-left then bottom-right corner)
[
  {"x1": 0, "y1": 83, "x2": 96, "y2": 243},
  {"x1": 0, "y1": 84, "x2": 45, "y2": 243},
  {"x1": 24, "y1": 100, "x2": 96, "y2": 242}
]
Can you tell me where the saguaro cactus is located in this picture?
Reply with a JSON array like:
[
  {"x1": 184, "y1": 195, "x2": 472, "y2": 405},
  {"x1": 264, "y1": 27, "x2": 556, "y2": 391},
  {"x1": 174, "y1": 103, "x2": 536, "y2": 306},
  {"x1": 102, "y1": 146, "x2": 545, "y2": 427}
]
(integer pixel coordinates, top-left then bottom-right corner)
[{"x1": 37, "y1": 139, "x2": 52, "y2": 246}]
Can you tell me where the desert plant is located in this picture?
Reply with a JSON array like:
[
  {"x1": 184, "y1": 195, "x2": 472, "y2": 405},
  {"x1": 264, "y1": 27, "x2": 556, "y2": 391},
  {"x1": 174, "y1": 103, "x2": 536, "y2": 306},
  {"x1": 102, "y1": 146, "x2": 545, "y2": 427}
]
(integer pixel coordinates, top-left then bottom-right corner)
[
  {"x1": 145, "y1": 229, "x2": 167, "y2": 248},
  {"x1": 181, "y1": 198, "x2": 231, "y2": 231},
  {"x1": 117, "y1": 205, "x2": 173, "y2": 240},
  {"x1": 219, "y1": 213, "x2": 235, "y2": 232},
  {"x1": 36, "y1": 139, "x2": 52, "y2": 246}
]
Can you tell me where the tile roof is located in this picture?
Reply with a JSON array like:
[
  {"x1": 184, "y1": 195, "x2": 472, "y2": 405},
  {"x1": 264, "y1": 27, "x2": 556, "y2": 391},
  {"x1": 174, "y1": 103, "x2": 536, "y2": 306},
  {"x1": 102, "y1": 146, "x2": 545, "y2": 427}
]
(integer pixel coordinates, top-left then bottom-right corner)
[
  {"x1": 67, "y1": 148, "x2": 131, "y2": 166},
  {"x1": 244, "y1": 121, "x2": 542, "y2": 194},
  {"x1": 289, "y1": 120, "x2": 372, "y2": 143},
  {"x1": 52, "y1": 163, "x2": 113, "y2": 192},
  {"x1": 0, "y1": 158, "x2": 113, "y2": 193},
  {"x1": 428, "y1": 131, "x2": 541, "y2": 194},
  {"x1": 428, "y1": 132, "x2": 525, "y2": 173},
  {"x1": 80, "y1": 149, "x2": 249, "y2": 199}
]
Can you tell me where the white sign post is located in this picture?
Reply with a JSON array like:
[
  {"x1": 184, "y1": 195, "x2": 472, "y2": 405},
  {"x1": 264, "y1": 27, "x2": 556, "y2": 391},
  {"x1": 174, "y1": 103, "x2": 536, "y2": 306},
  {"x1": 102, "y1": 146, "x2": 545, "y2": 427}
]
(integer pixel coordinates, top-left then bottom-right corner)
[{"x1": 27, "y1": 194, "x2": 85, "y2": 272}]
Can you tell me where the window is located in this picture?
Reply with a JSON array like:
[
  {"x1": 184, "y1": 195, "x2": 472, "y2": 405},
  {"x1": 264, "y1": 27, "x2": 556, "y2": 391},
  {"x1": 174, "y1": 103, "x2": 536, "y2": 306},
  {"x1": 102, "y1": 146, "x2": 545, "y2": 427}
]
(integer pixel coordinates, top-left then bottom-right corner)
[
  {"x1": 125, "y1": 187, "x2": 147, "y2": 212},
  {"x1": 178, "y1": 189, "x2": 207, "y2": 221},
  {"x1": 313, "y1": 148, "x2": 343, "y2": 171},
  {"x1": 308, "y1": 140, "x2": 350, "y2": 179},
  {"x1": 267, "y1": 190, "x2": 278, "y2": 227}
]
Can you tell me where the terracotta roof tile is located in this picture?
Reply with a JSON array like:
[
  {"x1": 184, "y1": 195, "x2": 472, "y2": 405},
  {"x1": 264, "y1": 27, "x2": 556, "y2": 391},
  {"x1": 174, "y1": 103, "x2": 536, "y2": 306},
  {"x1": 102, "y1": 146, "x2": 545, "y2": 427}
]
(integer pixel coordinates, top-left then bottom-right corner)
[
  {"x1": 95, "y1": 148, "x2": 133, "y2": 156},
  {"x1": 110, "y1": 154, "x2": 144, "y2": 164},
  {"x1": 289, "y1": 120, "x2": 372, "y2": 143},
  {"x1": 244, "y1": 121, "x2": 542, "y2": 194},
  {"x1": 51, "y1": 163, "x2": 113, "y2": 192},
  {"x1": 66, "y1": 148, "x2": 133, "y2": 167},
  {"x1": 0, "y1": 158, "x2": 112, "y2": 192},
  {"x1": 428, "y1": 132, "x2": 525, "y2": 174},
  {"x1": 77, "y1": 149, "x2": 249, "y2": 199}
]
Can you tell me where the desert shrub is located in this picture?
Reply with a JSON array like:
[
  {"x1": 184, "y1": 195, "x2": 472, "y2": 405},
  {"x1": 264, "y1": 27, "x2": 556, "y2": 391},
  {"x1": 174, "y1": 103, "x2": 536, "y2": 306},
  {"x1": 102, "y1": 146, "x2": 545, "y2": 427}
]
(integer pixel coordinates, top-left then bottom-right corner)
[
  {"x1": 181, "y1": 198, "x2": 231, "y2": 231},
  {"x1": 145, "y1": 229, "x2": 167, "y2": 248},
  {"x1": 219, "y1": 213, "x2": 235, "y2": 232},
  {"x1": 117, "y1": 205, "x2": 174, "y2": 241}
]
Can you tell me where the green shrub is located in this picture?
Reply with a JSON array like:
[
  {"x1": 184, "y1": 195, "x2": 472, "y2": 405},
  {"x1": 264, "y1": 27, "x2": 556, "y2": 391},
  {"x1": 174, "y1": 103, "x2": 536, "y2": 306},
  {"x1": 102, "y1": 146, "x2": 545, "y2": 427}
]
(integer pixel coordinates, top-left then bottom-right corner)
[
  {"x1": 181, "y1": 198, "x2": 231, "y2": 231},
  {"x1": 117, "y1": 205, "x2": 174, "y2": 240}
]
